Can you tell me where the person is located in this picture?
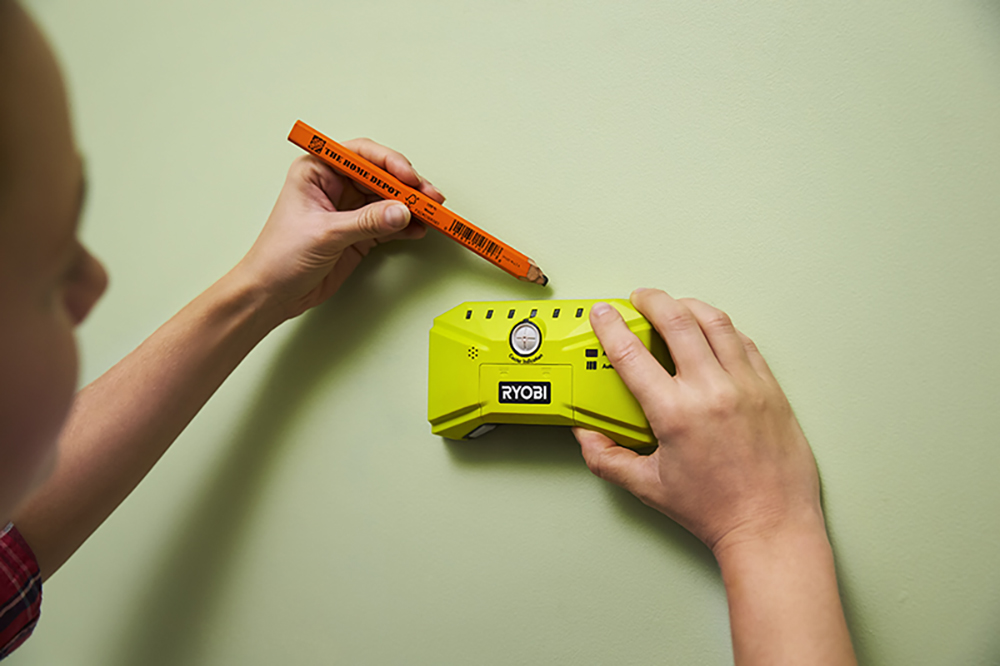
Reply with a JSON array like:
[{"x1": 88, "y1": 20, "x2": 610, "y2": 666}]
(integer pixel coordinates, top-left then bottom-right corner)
[
  {"x1": 0, "y1": 1, "x2": 856, "y2": 663},
  {"x1": 0, "y1": 0, "x2": 439, "y2": 655}
]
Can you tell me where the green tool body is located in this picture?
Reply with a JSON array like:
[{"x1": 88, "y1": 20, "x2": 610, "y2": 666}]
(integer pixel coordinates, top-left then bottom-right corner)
[{"x1": 428, "y1": 299, "x2": 673, "y2": 449}]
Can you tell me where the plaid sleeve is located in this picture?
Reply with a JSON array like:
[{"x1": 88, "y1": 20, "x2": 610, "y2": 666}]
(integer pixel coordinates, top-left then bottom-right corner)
[{"x1": 0, "y1": 524, "x2": 42, "y2": 660}]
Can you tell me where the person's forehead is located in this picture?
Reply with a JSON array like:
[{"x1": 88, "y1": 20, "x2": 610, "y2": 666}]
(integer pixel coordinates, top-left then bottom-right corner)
[{"x1": 0, "y1": 1, "x2": 83, "y2": 249}]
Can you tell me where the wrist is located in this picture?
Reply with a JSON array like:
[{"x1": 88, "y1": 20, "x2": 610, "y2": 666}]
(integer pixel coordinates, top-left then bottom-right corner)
[
  {"x1": 712, "y1": 511, "x2": 856, "y2": 665},
  {"x1": 711, "y1": 507, "x2": 830, "y2": 572},
  {"x1": 207, "y1": 265, "x2": 287, "y2": 342}
]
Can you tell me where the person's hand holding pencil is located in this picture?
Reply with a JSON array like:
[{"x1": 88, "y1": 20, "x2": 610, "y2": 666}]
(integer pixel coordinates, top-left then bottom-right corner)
[
  {"x1": 230, "y1": 139, "x2": 446, "y2": 326},
  {"x1": 288, "y1": 121, "x2": 549, "y2": 286}
]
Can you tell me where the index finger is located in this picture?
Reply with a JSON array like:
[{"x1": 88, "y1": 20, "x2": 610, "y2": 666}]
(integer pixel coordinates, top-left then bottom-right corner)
[
  {"x1": 343, "y1": 137, "x2": 445, "y2": 204},
  {"x1": 589, "y1": 302, "x2": 674, "y2": 412}
]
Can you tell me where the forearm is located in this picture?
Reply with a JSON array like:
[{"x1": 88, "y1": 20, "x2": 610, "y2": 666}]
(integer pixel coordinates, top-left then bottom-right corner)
[
  {"x1": 12, "y1": 267, "x2": 280, "y2": 578},
  {"x1": 715, "y1": 520, "x2": 857, "y2": 666}
]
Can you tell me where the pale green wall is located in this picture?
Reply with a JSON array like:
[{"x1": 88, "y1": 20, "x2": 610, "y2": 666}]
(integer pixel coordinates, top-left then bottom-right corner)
[{"x1": 11, "y1": 1, "x2": 1000, "y2": 664}]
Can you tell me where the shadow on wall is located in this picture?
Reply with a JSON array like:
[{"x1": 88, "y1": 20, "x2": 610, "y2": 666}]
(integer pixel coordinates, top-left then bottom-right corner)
[
  {"x1": 448, "y1": 431, "x2": 872, "y2": 661},
  {"x1": 445, "y1": 424, "x2": 584, "y2": 470},
  {"x1": 105, "y1": 223, "x2": 769, "y2": 664},
  {"x1": 818, "y1": 469, "x2": 874, "y2": 665},
  {"x1": 829, "y1": 526, "x2": 871, "y2": 664},
  {"x1": 986, "y1": 607, "x2": 1000, "y2": 665},
  {"x1": 105, "y1": 231, "x2": 528, "y2": 666},
  {"x1": 446, "y1": 429, "x2": 720, "y2": 590}
]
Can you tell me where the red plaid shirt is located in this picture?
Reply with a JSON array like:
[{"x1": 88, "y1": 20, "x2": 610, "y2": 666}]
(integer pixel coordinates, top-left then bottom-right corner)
[{"x1": 0, "y1": 524, "x2": 41, "y2": 660}]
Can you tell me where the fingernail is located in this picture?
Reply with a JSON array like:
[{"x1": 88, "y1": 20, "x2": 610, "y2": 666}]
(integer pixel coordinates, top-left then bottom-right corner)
[
  {"x1": 632, "y1": 288, "x2": 648, "y2": 295},
  {"x1": 385, "y1": 204, "x2": 410, "y2": 230},
  {"x1": 591, "y1": 302, "x2": 612, "y2": 317}
]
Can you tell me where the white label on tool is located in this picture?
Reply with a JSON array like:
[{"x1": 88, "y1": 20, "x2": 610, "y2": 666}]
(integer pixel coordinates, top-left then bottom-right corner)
[{"x1": 498, "y1": 381, "x2": 551, "y2": 404}]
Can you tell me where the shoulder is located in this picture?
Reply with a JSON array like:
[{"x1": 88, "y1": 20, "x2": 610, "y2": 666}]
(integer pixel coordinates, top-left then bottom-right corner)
[{"x1": 0, "y1": 523, "x2": 42, "y2": 659}]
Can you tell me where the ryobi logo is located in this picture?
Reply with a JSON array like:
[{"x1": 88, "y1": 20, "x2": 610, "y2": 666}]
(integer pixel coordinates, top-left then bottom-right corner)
[{"x1": 498, "y1": 381, "x2": 551, "y2": 404}]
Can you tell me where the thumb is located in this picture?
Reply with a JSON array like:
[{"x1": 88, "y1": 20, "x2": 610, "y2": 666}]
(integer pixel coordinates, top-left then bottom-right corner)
[
  {"x1": 573, "y1": 427, "x2": 644, "y2": 492},
  {"x1": 333, "y1": 200, "x2": 411, "y2": 246}
]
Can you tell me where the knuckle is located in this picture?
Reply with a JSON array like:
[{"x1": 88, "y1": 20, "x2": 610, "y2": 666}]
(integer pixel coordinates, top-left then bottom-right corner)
[
  {"x1": 738, "y1": 380, "x2": 768, "y2": 412},
  {"x1": 289, "y1": 155, "x2": 326, "y2": 184},
  {"x1": 356, "y1": 206, "x2": 382, "y2": 237},
  {"x1": 344, "y1": 137, "x2": 380, "y2": 159},
  {"x1": 662, "y1": 308, "x2": 698, "y2": 334},
  {"x1": 751, "y1": 388, "x2": 770, "y2": 413},
  {"x1": 705, "y1": 381, "x2": 741, "y2": 415},
  {"x1": 291, "y1": 154, "x2": 314, "y2": 172},
  {"x1": 585, "y1": 449, "x2": 609, "y2": 480},
  {"x1": 704, "y1": 310, "x2": 735, "y2": 334},
  {"x1": 608, "y1": 338, "x2": 646, "y2": 370}
]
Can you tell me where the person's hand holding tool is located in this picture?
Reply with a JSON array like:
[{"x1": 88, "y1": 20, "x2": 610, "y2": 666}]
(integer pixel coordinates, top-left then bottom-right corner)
[
  {"x1": 235, "y1": 139, "x2": 445, "y2": 324},
  {"x1": 574, "y1": 288, "x2": 856, "y2": 666}
]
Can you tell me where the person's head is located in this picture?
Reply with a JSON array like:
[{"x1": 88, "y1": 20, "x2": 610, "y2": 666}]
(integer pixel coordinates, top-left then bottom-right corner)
[{"x1": 0, "y1": 0, "x2": 107, "y2": 520}]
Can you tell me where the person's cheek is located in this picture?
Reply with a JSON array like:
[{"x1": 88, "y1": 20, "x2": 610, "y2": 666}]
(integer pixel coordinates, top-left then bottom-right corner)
[{"x1": 0, "y1": 310, "x2": 79, "y2": 517}]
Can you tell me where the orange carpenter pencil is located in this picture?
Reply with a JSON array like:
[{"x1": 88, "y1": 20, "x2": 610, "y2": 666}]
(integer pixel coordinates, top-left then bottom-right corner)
[{"x1": 288, "y1": 120, "x2": 548, "y2": 286}]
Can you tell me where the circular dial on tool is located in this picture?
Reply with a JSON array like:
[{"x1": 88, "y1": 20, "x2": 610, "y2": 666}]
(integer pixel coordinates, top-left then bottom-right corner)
[{"x1": 509, "y1": 320, "x2": 542, "y2": 356}]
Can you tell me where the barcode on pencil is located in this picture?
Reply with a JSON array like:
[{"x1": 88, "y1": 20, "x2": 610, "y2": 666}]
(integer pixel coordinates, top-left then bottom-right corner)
[{"x1": 448, "y1": 219, "x2": 503, "y2": 259}]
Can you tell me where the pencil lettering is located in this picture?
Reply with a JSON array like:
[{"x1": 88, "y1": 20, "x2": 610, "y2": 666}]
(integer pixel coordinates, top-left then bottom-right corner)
[
  {"x1": 340, "y1": 159, "x2": 370, "y2": 179},
  {"x1": 368, "y1": 174, "x2": 401, "y2": 197}
]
